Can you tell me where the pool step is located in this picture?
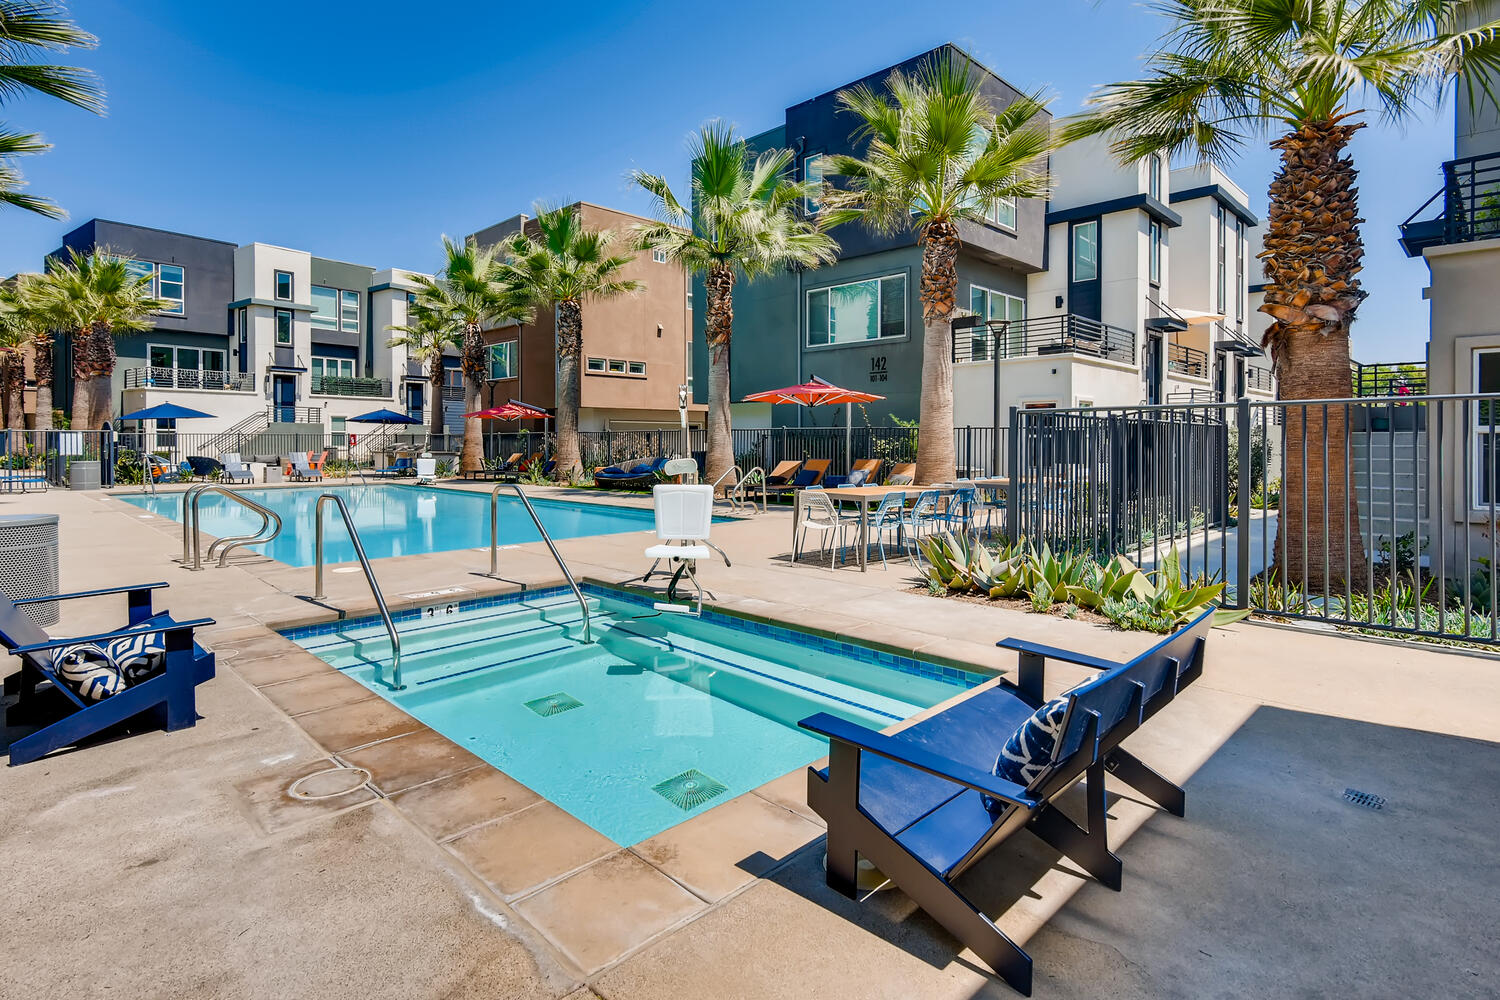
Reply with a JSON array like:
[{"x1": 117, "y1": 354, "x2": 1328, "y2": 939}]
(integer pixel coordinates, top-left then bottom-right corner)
[{"x1": 334, "y1": 617, "x2": 608, "y2": 690}]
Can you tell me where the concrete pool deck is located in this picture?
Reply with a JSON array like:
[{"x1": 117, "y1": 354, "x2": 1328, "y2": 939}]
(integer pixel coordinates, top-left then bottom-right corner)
[{"x1": 2, "y1": 482, "x2": 1498, "y2": 998}]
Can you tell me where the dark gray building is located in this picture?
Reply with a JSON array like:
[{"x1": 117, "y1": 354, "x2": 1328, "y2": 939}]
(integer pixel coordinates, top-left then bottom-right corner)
[
  {"x1": 49, "y1": 219, "x2": 239, "y2": 422},
  {"x1": 695, "y1": 44, "x2": 1051, "y2": 427}
]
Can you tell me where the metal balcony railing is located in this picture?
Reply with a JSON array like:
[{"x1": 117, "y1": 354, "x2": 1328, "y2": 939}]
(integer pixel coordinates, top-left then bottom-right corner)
[
  {"x1": 123, "y1": 367, "x2": 255, "y2": 392},
  {"x1": 1401, "y1": 150, "x2": 1500, "y2": 255},
  {"x1": 311, "y1": 375, "x2": 391, "y2": 397},
  {"x1": 1245, "y1": 365, "x2": 1275, "y2": 394},
  {"x1": 1352, "y1": 361, "x2": 1426, "y2": 397},
  {"x1": 952, "y1": 314, "x2": 1136, "y2": 365},
  {"x1": 1166, "y1": 342, "x2": 1208, "y2": 379}
]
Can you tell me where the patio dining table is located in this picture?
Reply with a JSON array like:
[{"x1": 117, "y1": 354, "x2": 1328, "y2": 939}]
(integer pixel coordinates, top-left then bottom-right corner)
[{"x1": 792, "y1": 484, "x2": 962, "y2": 572}]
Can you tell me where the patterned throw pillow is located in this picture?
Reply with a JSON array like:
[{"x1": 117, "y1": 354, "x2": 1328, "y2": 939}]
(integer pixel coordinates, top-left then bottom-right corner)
[
  {"x1": 107, "y1": 629, "x2": 168, "y2": 684},
  {"x1": 993, "y1": 696, "x2": 1069, "y2": 789},
  {"x1": 56, "y1": 644, "x2": 126, "y2": 702}
]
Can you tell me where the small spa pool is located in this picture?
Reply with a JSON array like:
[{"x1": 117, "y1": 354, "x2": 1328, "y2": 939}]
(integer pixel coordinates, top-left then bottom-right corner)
[
  {"x1": 119, "y1": 484, "x2": 676, "y2": 566},
  {"x1": 283, "y1": 586, "x2": 987, "y2": 845}
]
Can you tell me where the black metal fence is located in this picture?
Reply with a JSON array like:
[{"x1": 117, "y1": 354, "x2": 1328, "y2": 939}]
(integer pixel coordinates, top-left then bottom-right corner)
[
  {"x1": 0, "y1": 429, "x2": 113, "y2": 489},
  {"x1": 1005, "y1": 393, "x2": 1499, "y2": 647}
]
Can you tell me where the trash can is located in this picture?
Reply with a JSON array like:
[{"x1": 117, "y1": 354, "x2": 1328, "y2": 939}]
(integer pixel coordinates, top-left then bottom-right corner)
[
  {"x1": 0, "y1": 513, "x2": 59, "y2": 626},
  {"x1": 68, "y1": 460, "x2": 101, "y2": 491}
]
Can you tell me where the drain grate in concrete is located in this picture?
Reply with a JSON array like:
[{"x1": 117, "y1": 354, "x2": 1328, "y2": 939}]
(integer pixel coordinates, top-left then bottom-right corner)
[
  {"x1": 652, "y1": 768, "x2": 727, "y2": 810},
  {"x1": 1343, "y1": 787, "x2": 1387, "y2": 810},
  {"x1": 524, "y1": 692, "x2": 582, "y2": 717}
]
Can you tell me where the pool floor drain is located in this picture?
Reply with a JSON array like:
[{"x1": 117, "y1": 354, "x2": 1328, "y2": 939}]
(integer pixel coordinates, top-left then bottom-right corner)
[
  {"x1": 1343, "y1": 787, "x2": 1387, "y2": 810},
  {"x1": 652, "y1": 768, "x2": 727, "y2": 810},
  {"x1": 289, "y1": 766, "x2": 371, "y2": 800},
  {"x1": 524, "y1": 692, "x2": 582, "y2": 717}
]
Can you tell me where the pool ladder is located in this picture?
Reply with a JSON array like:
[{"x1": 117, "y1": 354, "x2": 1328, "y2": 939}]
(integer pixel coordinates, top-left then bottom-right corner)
[
  {"x1": 483, "y1": 484, "x2": 593, "y2": 644},
  {"x1": 311, "y1": 492, "x2": 404, "y2": 691},
  {"x1": 180, "y1": 484, "x2": 284, "y2": 570}
]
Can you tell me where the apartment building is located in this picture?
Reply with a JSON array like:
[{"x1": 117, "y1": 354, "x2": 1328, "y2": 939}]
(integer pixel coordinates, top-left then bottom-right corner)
[
  {"x1": 468, "y1": 202, "x2": 703, "y2": 432},
  {"x1": 708, "y1": 45, "x2": 1271, "y2": 439},
  {"x1": 47, "y1": 219, "x2": 444, "y2": 439}
]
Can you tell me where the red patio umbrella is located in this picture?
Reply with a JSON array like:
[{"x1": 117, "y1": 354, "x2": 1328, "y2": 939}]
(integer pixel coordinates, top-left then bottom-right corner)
[
  {"x1": 463, "y1": 399, "x2": 550, "y2": 421},
  {"x1": 742, "y1": 376, "x2": 886, "y2": 469}
]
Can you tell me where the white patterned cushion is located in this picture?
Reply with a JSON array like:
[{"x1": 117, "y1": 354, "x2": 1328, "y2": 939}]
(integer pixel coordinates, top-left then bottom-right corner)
[
  {"x1": 56, "y1": 644, "x2": 125, "y2": 702},
  {"x1": 107, "y1": 628, "x2": 167, "y2": 684},
  {"x1": 993, "y1": 696, "x2": 1069, "y2": 788}
]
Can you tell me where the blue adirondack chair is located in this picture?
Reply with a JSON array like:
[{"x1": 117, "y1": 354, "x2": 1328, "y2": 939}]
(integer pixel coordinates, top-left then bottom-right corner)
[
  {"x1": 1, "y1": 583, "x2": 215, "y2": 765},
  {"x1": 801, "y1": 608, "x2": 1213, "y2": 995}
]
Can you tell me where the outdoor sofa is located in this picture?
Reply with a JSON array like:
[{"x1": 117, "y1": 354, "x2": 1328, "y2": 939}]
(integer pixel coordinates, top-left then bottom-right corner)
[{"x1": 594, "y1": 456, "x2": 668, "y2": 490}]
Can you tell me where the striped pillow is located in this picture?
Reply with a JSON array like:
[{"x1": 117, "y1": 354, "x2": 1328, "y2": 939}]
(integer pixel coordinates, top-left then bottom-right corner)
[{"x1": 56, "y1": 644, "x2": 125, "y2": 702}]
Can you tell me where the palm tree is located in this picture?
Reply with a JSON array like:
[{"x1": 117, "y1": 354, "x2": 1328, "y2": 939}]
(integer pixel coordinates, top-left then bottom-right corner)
[
  {"x1": 497, "y1": 205, "x2": 643, "y2": 479},
  {"x1": 822, "y1": 55, "x2": 1053, "y2": 483},
  {"x1": 0, "y1": 1, "x2": 104, "y2": 217},
  {"x1": 410, "y1": 237, "x2": 528, "y2": 472},
  {"x1": 1064, "y1": 0, "x2": 1500, "y2": 590},
  {"x1": 5, "y1": 275, "x2": 53, "y2": 430},
  {"x1": 386, "y1": 297, "x2": 457, "y2": 441},
  {"x1": 632, "y1": 123, "x2": 839, "y2": 486},
  {"x1": 0, "y1": 286, "x2": 32, "y2": 428},
  {"x1": 33, "y1": 248, "x2": 160, "y2": 429}
]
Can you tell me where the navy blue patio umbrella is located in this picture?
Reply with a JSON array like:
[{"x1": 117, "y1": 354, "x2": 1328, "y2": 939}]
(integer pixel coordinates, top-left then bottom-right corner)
[
  {"x1": 117, "y1": 402, "x2": 217, "y2": 422},
  {"x1": 348, "y1": 408, "x2": 421, "y2": 425}
]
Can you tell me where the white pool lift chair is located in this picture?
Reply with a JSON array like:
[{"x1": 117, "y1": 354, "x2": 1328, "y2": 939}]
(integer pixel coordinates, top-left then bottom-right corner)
[
  {"x1": 643, "y1": 484, "x2": 729, "y2": 615},
  {"x1": 414, "y1": 457, "x2": 437, "y2": 484}
]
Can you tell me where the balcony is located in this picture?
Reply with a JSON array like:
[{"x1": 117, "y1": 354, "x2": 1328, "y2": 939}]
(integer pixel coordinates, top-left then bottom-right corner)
[
  {"x1": 123, "y1": 367, "x2": 255, "y2": 392},
  {"x1": 1166, "y1": 342, "x2": 1208, "y2": 379},
  {"x1": 1352, "y1": 361, "x2": 1426, "y2": 397},
  {"x1": 1400, "y1": 151, "x2": 1500, "y2": 256},
  {"x1": 311, "y1": 375, "x2": 392, "y2": 398},
  {"x1": 952, "y1": 314, "x2": 1136, "y2": 366},
  {"x1": 1245, "y1": 364, "x2": 1275, "y2": 394}
]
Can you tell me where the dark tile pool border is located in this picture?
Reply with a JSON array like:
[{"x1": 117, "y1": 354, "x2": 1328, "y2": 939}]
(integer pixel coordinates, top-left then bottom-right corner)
[{"x1": 279, "y1": 583, "x2": 993, "y2": 691}]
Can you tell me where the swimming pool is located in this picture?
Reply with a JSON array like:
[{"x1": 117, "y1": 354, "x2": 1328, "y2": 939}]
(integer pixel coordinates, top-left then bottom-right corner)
[
  {"x1": 283, "y1": 586, "x2": 986, "y2": 845},
  {"x1": 119, "y1": 484, "x2": 667, "y2": 566}
]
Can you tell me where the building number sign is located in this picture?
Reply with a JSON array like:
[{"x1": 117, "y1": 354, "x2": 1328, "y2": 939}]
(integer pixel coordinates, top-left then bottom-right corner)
[{"x1": 869, "y1": 356, "x2": 888, "y2": 383}]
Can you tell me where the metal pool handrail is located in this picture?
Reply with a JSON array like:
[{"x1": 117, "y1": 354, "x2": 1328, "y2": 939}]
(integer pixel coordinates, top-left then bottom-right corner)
[
  {"x1": 311, "y1": 492, "x2": 404, "y2": 690},
  {"x1": 485, "y1": 483, "x2": 593, "y2": 644},
  {"x1": 181, "y1": 483, "x2": 283, "y2": 570}
]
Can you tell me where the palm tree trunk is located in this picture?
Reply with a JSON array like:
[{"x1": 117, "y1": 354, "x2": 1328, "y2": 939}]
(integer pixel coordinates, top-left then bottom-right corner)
[
  {"x1": 554, "y1": 299, "x2": 583, "y2": 479},
  {"x1": 459, "y1": 323, "x2": 486, "y2": 473},
  {"x1": 915, "y1": 220, "x2": 959, "y2": 484},
  {"x1": 32, "y1": 333, "x2": 53, "y2": 432},
  {"x1": 1260, "y1": 117, "x2": 1369, "y2": 592},
  {"x1": 703, "y1": 263, "x2": 736, "y2": 489},
  {"x1": 428, "y1": 355, "x2": 445, "y2": 441},
  {"x1": 0, "y1": 352, "x2": 15, "y2": 429},
  {"x1": 6, "y1": 358, "x2": 22, "y2": 433},
  {"x1": 89, "y1": 322, "x2": 117, "y2": 429},
  {"x1": 69, "y1": 326, "x2": 94, "y2": 429}
]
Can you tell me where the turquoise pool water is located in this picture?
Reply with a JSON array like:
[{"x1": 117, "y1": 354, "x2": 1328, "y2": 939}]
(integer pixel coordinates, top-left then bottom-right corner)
[
  {"x1": 119, "y1": 484, "x2": 665, "y2": 566},
  {"x1": 283, "y1": 586, "x2": 985, "y2": 845}
]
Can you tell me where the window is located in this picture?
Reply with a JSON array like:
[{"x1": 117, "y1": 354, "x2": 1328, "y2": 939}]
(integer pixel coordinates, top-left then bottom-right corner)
[
  {"x1": 274, "y1": 270, "x2": 293, "y2": 301},
  {"x1": 806, "y1": 274, "x2": 907, "y2": 347},
  {"x1": 1149, "y1": 220, "x2": 1163, "y2": 286},
  {"x1": 1476, "y1": 350, "x2": 1500, "y2": 506},
  {"x1": 275, "y1": 308, "x2": 293, "y2": 345},
  {"x1": 968, "y1": 285, "x2": 1026, "y2": 361},
  {"x1": 1071, "y1": 221, "x2": 1098, "y2": 282},
  {"x1": 1148, "y1": 155, "x2": 1163, "y2": 202},
  {"x1": 406, "y1": 291, "x2": 418, "y2": 324},
  {"x1": 627, "y1": 361, "x2": 646, "y2": 375},
  {"x1": 607, "y1": 359, "x2": 627, "y2": 373},
  {"x1": 311, "y1": 285, "x2": 338, "y2": 330},
  {"x1": 331, "y1": 416, "x2": 346, "y2": 437},
  {"x1": 126, "y1": 260, "x2": 186, "y2": 315},
  {"x1": 311, "y1": 356, "x2": 355, "y2": 382},
  {"x1": 1235, "y1": 219, "x2": 1247, "y2": 325},
  {"x1": 987, "y1": 196, "x2": 1017, "y2": 231},
  {"x1": 803, "y1": 154, "x2": 829, "y2": 215},
  {"x1": 586, "y1": 357, "x2": 607, "y2": 373},
  {"x1": 488, "y1": 341, "x2": 517, "y2": 380},
  {"x1": 147, "y1": 344, "x2": 227, "y2": 387},
  {"x1": 1216, "y1": 207, "x2": 1227, "y2": 315},
  {"x1": 235, "y1": 308, "x2": 247, "y2": 370},
  {"x1": 340, "y1": 289, "x2": 360, "y2": 332},
  {"x1": 652, "y1": 248, "x2": 668, "y2": 264}
]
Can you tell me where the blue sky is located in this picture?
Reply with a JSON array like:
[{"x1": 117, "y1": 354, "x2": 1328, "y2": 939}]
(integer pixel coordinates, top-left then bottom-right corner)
[{"x1": 1, "y1": 0, "x2": 1454, "y2": 361}]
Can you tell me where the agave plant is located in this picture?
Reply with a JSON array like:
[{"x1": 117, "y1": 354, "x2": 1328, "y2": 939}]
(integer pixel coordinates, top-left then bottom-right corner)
[
  {"x1": 1024, "y1": 543, "x2": 1091, "y2": 610},
  {"x1": 917, "y1": 530, "x2": 976, "y2": 591},
  {"x1": 1063, "y1": 554, "x2": 1144, "y2": 610}
]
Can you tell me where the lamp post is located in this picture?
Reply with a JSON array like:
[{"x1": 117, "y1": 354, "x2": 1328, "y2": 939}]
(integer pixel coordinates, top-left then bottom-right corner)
[
  {"x1": 677, "y1": 383, "x2": 690, "y2": 463},
  {"x1": 950, "y1": 314, "x2": 1009, "y2": 476}
]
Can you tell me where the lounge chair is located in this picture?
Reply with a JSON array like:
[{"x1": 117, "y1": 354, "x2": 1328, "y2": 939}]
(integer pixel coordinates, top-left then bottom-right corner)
[
  {"x1": 0, "y1": 582, "x2": 216, "y2": 765},
  {"x1": 373, "y1": 456, "x2": 415, "y2": 478},
  {"x1": 185, "y1": 456, "x2": 223, "y2": 480},
  {"x1": 220, "y1": 454, "x2": 253, "y2": 485},
  {"x1": 290, "y1": 452, "x2": 323, "y2": 482},
  {"x1": 770, "y1": 458, "x2": 831, "y2": 499},
  {"x1": 0, "y1": 469, "x2": 49, "y2": 493},
  {"x1": 801, "y1": 608, "x2": 1213, "y2": 995},
  {"x1": 886, "y1": 462, "x2": 916, "y2": 486},
  {"x1": 464, "y1": 453, "x2": 522, "y2": 481},
  {"x1": 308, "y1": 450, "x2": 328, "y2": 475},
  {"x1": 594, "y1": 456, "x2": 668, "y2": 490},
  {"x1": 824, "y1": 458, "x2": 883, "y2": 490},
  {"x1": 764, "y1": 460, "x2": 803, "y2": 488},
  {"x1": 145, "y1": 455, "x2": 183, "y2": 484}
]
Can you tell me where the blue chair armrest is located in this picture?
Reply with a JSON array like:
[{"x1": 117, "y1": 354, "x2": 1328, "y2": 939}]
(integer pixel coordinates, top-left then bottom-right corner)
[
  {"x1": 8, "y1": 617, "x2": 216, "y2": 656},
  {"x1": 996, "y1": 638, "x2": 1123, "y2": 674},
  {"x1": 800, "y1": 712, "x2": 1036, "y2": 808},
  {"x1": 13, "y1": 582, "x2": 169, "y2": 606}
]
